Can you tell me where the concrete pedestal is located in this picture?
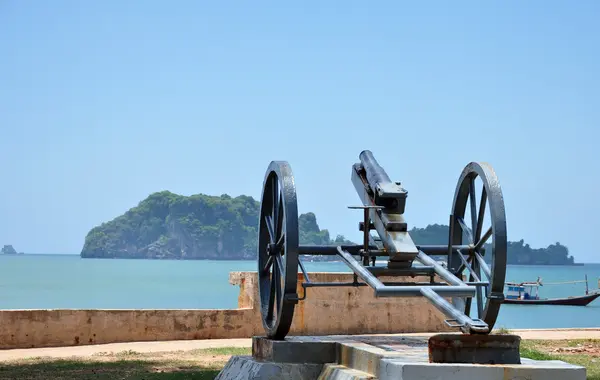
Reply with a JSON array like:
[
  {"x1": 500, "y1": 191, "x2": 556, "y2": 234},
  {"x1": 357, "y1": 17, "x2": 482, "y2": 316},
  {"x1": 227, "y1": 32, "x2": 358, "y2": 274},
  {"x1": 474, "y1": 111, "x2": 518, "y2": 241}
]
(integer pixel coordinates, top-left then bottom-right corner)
[{"x1": 215, "y1": 334, "x2": 586, "y2": 380}]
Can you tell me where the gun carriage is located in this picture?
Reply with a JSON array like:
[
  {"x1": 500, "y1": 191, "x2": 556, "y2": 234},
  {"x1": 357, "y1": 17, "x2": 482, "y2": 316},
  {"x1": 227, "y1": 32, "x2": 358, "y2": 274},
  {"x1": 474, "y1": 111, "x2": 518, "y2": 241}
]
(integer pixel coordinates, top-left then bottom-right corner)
[{"x1": 257, "y1": 150, "x2": 507, "y2": 340}]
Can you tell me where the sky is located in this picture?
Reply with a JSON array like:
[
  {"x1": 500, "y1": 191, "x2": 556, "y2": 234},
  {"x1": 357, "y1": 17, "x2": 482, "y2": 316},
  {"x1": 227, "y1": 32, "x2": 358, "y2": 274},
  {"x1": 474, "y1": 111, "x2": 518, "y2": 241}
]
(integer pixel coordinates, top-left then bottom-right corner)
[{"x1": 0, "y1": 1, "x2": 598, "y2": 263}]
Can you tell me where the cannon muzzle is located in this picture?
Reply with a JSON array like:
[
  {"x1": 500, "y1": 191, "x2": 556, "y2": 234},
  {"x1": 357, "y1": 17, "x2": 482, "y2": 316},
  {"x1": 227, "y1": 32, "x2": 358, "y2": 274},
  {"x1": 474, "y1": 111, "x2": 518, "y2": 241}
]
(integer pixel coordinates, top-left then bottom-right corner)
[{"x1": 357, "y1": 150, "x2": 408, "y2": 214}]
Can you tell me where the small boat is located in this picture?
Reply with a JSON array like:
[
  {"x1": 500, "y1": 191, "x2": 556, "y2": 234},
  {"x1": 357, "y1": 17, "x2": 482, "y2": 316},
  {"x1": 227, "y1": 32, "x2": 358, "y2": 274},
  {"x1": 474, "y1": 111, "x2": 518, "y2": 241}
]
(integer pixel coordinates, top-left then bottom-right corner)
[{"x1": 503, "y1": 275, "x2": 600, "y2": 306}]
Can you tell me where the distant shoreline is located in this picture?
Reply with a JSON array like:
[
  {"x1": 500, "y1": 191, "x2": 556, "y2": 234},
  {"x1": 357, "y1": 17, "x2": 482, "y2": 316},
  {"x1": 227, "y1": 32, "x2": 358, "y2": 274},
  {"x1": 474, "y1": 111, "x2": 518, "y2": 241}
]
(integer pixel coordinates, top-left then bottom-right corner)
[
  {"x1": 10, "y1": 254, "x2": 595, "y2": 266},
  {"x1": 1, "y1": 253, "x2": 594, "y2": 266},
  {"x1": 78, "y1": 256, "x2": 588, "y2": 266}
]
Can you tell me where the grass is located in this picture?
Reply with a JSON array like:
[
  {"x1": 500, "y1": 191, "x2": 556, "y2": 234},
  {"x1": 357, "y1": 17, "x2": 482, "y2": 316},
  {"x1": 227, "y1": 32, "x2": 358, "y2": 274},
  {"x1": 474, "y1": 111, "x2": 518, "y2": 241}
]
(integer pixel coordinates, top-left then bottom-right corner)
[
  {"x1": 0, "y1": 346, "x2": 252, "y2": 380},
  {"x1": 494, "y1": 326, "x2": 512, "y2": 335},
  {"x1": 520, "y1": 339, "x2": 600, "y2": 380}
]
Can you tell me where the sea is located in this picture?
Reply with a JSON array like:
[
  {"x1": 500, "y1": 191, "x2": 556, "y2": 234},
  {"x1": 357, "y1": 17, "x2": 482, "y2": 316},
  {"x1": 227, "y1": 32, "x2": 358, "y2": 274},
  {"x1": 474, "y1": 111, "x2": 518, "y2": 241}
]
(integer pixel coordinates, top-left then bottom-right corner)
[{"x1": 0, "y1": 254, "x2": 598, "y2": 330}]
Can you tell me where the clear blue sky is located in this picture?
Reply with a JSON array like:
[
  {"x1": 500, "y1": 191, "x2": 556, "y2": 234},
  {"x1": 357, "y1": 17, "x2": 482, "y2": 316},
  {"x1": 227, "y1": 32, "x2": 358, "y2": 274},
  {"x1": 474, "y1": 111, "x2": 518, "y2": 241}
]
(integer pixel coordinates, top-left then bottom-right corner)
[{"x1": 1, "y1": 1, "x2": 598, "y2": 263}]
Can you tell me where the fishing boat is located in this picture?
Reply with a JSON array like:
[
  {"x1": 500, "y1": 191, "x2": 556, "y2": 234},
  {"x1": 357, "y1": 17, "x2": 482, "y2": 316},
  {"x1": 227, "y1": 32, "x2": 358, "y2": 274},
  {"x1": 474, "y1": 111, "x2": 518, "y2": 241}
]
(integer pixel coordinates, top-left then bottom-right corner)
[{"x1": 503, "y1": 275, "x2": 600, "y2": 306}]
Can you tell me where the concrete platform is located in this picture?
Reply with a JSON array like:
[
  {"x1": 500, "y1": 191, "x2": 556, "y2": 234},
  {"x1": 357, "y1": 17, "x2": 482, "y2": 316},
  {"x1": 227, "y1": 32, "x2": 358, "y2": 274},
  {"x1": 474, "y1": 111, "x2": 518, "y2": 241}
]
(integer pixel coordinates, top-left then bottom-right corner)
[{"x1": 215, "y1": 334, "x2": 586, "y2": 380}]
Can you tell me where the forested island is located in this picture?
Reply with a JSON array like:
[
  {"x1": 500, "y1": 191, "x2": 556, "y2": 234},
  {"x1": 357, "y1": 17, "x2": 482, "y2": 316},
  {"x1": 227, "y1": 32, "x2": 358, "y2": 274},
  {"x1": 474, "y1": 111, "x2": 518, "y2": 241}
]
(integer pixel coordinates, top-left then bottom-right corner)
[
  {"x1": 81, "y1": 191, "x2": 353, "y2": 261},
  {"x1": 80, "y1": 191, "x2": 577, "y2": 265}
]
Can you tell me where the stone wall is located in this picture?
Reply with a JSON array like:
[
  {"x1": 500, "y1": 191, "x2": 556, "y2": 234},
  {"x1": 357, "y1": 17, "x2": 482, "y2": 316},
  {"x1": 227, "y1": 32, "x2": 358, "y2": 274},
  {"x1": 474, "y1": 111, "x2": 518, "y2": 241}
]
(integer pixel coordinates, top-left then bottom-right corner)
[{"x1": 0, "y1": 272, "x2": 452, "y2": 349}]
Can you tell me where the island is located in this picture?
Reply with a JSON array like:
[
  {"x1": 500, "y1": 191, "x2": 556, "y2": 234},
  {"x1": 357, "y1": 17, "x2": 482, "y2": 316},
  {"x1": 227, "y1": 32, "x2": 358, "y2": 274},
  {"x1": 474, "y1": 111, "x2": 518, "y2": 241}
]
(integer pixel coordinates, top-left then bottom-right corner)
[
  {"x1": 1, "y1": 245, "x2": 19, "y2": 255},
  {"x1": 81, "y1": 191, "x2": 577, "y2": 265},
  {"x1": 81, "y1": 191, "x2": 353, "y2": 260}
]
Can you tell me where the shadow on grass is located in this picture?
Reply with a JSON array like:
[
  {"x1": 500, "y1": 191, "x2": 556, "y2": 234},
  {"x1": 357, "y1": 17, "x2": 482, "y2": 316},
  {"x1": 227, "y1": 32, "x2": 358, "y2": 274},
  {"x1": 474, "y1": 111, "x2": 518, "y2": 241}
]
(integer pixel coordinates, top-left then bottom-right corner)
[{"x1": 0, "y1": 358, "x2": 222, "y2": 380}]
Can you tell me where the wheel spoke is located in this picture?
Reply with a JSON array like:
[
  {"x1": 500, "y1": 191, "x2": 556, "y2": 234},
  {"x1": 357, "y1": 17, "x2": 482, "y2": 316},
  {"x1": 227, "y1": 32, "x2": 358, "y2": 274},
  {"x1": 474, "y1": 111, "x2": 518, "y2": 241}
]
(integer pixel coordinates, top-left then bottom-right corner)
[
  {"x1": 474, "y1": 226, "x2": 492, "y2": 251},
  {"x1": 471, "y1": 258, "x2": 483, "y2": 318},
  {"x1": 456, "y1": 253, "x2": 471, "y2": 274},
  {"x1": 469, "y1": 176, "x2": 477, "y2": 237},
  {"x1": 265, "y1": 215, "x2": 276, "y2": 243},
  {"x1": 475, "y1": 187, "x2": 487, "y2": 242},
  {"x1": 457, "y1": 249, "x2": 480, "y2": 283},
  {"x1": 274, "y1": 261, "x2": 282, "y2": 312},
  {"x1": 456, "y1": 217, "x2": 473, "y2": 244},
  {"x1": 474, "y1": 251, "x2": 491, "y2": 280},
  {"x1": 476, "y1": 283, "x2": 484, "y2": 318},
  {"x1": 465, "y1": 271, "x2": 473, "y2": 316},
  {"x1": 263, "y1": 256, "x2": 273, "y2": 275},
  {"x1": 276, "y1": 233, "x2": 285, "y2": 248},
  {"x1": 275, "y1": 253, "x2": 285, "y2": 278},
  {"x1": 267, "y1": 269, "x2": 276, "y2": 321}
]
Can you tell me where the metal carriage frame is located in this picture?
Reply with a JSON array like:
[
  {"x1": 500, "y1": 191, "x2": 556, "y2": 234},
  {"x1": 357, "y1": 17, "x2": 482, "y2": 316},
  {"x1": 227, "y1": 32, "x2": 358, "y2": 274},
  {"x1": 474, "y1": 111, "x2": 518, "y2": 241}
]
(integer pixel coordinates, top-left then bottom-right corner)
[{"x1": 257, "y1": 150, "x2": 507, "y2": 340}]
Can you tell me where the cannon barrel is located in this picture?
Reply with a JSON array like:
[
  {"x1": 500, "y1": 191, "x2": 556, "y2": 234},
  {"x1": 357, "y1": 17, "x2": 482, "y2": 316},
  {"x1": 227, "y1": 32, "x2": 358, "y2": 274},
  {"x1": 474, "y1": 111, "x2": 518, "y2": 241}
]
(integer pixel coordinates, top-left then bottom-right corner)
[
  {"x1": 357, "y1": 150, "x2": 408, "y2": 214},
  {"x1": 359, "y1": 150, "x2": 393, "y2": 193}
]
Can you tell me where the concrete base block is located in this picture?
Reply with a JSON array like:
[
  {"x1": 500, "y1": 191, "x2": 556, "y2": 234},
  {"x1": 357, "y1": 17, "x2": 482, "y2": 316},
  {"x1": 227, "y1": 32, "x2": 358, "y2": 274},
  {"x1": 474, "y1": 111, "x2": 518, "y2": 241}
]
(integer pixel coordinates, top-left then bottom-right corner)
[
  {"x1": 378, "y1": 358, "x2": 586, "y2": 380},
  {"x1": 215, "y1": 356, "x2": 324, "y2": 380},
  {"x1": 253, "y1": 336, "x2": 337, "y2": 364},
  {"x1": 428, "y1": 333, "x2": 521, "y2": 364}
]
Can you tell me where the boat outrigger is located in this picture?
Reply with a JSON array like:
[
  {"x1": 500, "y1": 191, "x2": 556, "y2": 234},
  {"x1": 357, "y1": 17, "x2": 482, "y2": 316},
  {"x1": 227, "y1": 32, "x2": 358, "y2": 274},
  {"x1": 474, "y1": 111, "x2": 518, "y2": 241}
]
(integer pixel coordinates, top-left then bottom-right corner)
[{"x1": 504, "y1": 275, "x2": 600, "y2": 306}]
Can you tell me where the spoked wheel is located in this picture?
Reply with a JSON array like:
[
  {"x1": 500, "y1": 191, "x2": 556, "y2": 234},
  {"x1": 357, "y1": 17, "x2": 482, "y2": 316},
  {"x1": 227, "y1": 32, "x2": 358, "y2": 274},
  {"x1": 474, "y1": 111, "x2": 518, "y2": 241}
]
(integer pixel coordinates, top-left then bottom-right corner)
[
  {"x1": 257, "y1": 161, "x2": 299, "y2": 340},
  {"x1": 448, "y1": 162, "x2": 507, "y2": 333}
]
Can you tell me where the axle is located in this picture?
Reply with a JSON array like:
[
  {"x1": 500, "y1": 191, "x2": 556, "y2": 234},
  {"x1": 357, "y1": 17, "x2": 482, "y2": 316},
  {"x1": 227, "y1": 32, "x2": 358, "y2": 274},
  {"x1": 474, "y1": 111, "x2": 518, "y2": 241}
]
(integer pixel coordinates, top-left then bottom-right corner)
[{"x1": 298, "y1": 244, "x2": 481, "y2": 257}]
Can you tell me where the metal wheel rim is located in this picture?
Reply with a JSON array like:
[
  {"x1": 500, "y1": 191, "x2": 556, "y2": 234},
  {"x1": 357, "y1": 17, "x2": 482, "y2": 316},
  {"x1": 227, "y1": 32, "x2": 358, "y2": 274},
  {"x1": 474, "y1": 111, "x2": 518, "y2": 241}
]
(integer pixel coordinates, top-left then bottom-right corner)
[
  {"x1": 449, "y1": 162, "x2": 507, "y2": 330},
  {"x1": 257, "y1": 161, "x2": 299, "y2": 340}
]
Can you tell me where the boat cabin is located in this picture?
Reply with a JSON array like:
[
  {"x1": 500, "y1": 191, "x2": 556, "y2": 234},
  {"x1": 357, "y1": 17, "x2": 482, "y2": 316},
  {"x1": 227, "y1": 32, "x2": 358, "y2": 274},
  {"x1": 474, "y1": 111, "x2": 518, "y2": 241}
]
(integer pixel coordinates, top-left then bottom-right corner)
[{"x1": 505, "y1": 282, "x2": 541, "y2": 301}]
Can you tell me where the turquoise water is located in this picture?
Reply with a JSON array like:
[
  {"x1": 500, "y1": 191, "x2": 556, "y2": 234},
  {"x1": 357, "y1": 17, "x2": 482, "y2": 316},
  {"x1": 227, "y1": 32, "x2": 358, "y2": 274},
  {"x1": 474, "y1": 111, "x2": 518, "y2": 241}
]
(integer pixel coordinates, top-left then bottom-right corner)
[{"x1": 0, "y1": 254, "x2": 598, "y2": 329}]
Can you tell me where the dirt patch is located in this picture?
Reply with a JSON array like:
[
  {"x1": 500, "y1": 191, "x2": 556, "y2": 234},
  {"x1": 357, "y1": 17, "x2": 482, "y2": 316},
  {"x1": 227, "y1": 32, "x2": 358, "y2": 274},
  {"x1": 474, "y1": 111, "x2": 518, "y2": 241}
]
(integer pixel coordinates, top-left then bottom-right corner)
[
  {"x1": 550, "y1": 344, "x2": 600, "y2": 357},
  {"x1": 524, "y1": 339, "x2": 600, "y2": 356}
]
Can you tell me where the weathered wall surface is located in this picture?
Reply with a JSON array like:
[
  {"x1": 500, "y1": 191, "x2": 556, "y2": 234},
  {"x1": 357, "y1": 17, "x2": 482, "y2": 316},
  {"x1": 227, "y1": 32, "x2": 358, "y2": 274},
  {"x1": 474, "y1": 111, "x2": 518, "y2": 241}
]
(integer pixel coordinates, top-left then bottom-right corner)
[
  {"x1": 0, "y1": 271, "x2": 452, "y2": 349},
  {"x1": 0, "y1": 308, "x2": 255, "y2": 349},
  {"x1": 231, "y1": 271, "x2": 453, "y2": 336}
]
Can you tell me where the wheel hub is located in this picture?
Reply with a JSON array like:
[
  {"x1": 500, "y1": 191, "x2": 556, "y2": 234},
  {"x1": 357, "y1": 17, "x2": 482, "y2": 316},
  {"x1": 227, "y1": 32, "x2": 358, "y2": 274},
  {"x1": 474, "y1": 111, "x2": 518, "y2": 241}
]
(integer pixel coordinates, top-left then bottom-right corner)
[
  {"x1": 466, "y1": 244, "x2": 486, "y2": 256},
  {"x1": 266, "y1": 243, "x2": 279, "y2": 256}
]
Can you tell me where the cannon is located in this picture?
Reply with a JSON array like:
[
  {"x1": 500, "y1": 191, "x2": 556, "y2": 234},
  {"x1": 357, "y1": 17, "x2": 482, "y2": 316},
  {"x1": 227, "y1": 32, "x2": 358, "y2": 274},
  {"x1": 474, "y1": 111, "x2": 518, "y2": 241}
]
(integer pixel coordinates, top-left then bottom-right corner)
[{"x1": 257, "y1": 150, "x2": 507, "y2": 340}]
